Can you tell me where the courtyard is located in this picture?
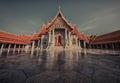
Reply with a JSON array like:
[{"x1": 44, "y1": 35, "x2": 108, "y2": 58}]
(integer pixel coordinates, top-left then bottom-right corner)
[{"x1": 0, "y1": 49, "x2": 120, "y2": 83}]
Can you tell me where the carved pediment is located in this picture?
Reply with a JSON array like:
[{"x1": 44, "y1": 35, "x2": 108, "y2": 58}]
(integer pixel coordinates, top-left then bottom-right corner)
[
  {"x1": 48, "y1": 11, "x2": 73, "y2": 31},
  {"x1": 51, "y1": 16, "x2": 69, "y2": 29}
]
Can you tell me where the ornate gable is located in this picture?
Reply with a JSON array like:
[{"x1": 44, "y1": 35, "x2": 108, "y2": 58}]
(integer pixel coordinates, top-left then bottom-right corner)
[
  {"x1": 47, "y1": 10, "x2": 73, "y2": 31},
  {"x1": 51, "y1": 15, "x2": 69, "y2": 29}
]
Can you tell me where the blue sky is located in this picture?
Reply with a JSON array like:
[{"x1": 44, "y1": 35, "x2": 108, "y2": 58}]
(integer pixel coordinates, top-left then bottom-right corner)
[{"x1": 0, "y1": 0, "x2": 120, "y2": 36}]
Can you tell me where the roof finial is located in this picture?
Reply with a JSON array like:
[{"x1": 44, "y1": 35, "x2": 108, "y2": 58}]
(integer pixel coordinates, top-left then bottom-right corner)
[
  {"x1": 59, "y1": 5, "x2": 61, "y2": 11},
  {"x1": 58, "y1": 0, "x2": 61, "y2": 11}
]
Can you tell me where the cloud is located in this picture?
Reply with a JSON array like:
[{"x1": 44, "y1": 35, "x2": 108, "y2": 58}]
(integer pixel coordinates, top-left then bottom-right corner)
[
  {"x1": 80, "y1": 26, "x2": 96, "y2": 31},
  {"x1": 0, "y1": 0, "x2": 120, "y2": 35},
  {"x1": 79, "y1": 6, "x2": 120, "y2": 35}
]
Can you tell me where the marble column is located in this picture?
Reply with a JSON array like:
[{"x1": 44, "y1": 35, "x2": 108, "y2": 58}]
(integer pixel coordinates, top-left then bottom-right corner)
[
  {"x1": 22, "y1": 45, "x2": 25, "y2": 52},
  {"x1": 48, "y1": 31, "x2": 51, "y2": 47},
  {"x1": 76, "y1": 37, "x2": 78, "y2": 46},
  {"x1": 7, "y1": 44, "x2": 11, "y2": 55},
  {"x1": 79, "y1": 39, "x2": 81, "y2": 48},
  {"x1": 65, "y1": 29, "x2": 67, "y2": 47},
  {"x1": 32, "y1": 41, "x2": 35, "y2": 51},
  {"x1": 52, "y1": 29, "x2": 55, "y2": 46},
  {"x1": 31, "y1": 41, "x2": 35, "y2": 55},
  {"x1": 68, "y1": 31, "x2": 71, "y2": 46},
  {"x1": 13, "y1": 44, "x2": 16, "y2": 54},
  {"x1": 41, "y1": 36, "x2": 43, "y2": 49},
  {"x1": 49, "y1": 31, "x2": 51, "y2": 43},
  {"x1": 18, "y1": 44, "x2": 20, "y2": 53},
  {"x1": 37, "y1": 40, "x2": 40, "y2": 49},
  {"x1": 84, "y1": 41, "x2": 86, "y2": 49},
  {"x1": 0, "y1": 43, "x2": 4, "y2": 55}
]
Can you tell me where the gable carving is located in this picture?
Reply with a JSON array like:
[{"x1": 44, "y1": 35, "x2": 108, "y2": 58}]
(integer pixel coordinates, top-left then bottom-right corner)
[{"x1": 50, "y1": 16, "x2": 70, "y2": 30}]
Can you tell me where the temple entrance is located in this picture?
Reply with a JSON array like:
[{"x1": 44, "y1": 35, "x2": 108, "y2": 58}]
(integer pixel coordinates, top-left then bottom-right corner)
[{"x1": 55, "y1": 34, "x2": 63, "y2": 46}]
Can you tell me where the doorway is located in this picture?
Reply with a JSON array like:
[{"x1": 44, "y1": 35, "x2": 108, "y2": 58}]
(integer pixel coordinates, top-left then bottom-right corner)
[{"x1": 55, "y1": 34, "x2": 63, "y2": 46}]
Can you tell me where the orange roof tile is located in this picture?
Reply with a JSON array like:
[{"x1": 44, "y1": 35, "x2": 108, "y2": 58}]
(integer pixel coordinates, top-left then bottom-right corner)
[
  {"x1": 39, "y1": 25, "x2": 47, "y2": 35},
  {"x1": 71, "y1": 26, "x2": 79, "y2": 35},
  {"x1": 31, "y1": 33, "x2": 40, "y2": 40},
  {"x1": 0, "y1": 31, "x2": 32, "y2": 44},
  {"x1": 90, "y1": 30, "x2": 120, "y2": 44}
]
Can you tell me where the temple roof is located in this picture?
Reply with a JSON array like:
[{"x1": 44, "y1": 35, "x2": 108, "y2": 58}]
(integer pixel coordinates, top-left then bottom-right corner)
[
  {"x1": 78, "y1": 34, "x2": 89, "y2": 42},
  {"x1": 71, "y1": 26, "x2": 79, "y2": 35},
  {"x1": 90, "y1": 30, "x2": 120, "y2": 44},
  {"x1": 31, "y1": 33, "x2": 40, "y2": 40},
  {"x1": 71, "y1": 26, "x2": 89, "y2": 42},
  {"x1": 38, "y1": 10, "x2": 89, "y2": 42},
  {"x1": 0, "y1": 31, "x2": 32, "y2": 44},
  {"x1": 39, "y1": 10, "x2": 74, "y2": 36},
  {"x1": 39, "y1": 25, "x2": 47, "y2": 35}
]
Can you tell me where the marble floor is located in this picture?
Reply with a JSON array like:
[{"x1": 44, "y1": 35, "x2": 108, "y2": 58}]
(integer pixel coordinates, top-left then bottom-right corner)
[{"x1": 0, "y1": 49, "x2": 120, "y2": 83}]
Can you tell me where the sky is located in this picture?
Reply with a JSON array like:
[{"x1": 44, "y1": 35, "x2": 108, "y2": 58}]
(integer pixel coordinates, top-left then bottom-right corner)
[{"x1": 0, "y1": 0, "x2": 120, "y2": 36}]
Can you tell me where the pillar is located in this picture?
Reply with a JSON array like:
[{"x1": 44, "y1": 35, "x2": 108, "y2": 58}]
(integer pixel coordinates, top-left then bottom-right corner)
[
  {"x1": 79, "y1": 39, "x2": 81, "y2": 48},
  {"x1": 68, "y1": 31, "x2": 71, "y2": 46},
  {"x1": 41, "y1": 36, "x2": 43, "y2": 49},
  {"x1": 18, "y1": 44, "x2": 20, "y2": 53},
  {"x1": 52, "y1": 29, "x2": 55, "y2": 46},
  {"x1": 0, "y1": 43, "x2": 4, "y2": 55},
  {"x1": 84, "y1": 41, "x2": 86, "y2": 49},
  {"x1": 22, "y1": 45, "x2": 25, "y2": 52},
  {"x1": 37, "y1": 40, "x2": 40, "y2": 49},
  {"x1": 48, "y1": 31, "x2": 51, "y2": 47},
  {"x1": 13, "y1": 44, "x2": 16, "y2": 54},
  {"x1": 7, "y1": 44, "x2": 11, "y2": 55},
  {"x1": 32, "y1": 41, "x2": 35, "y2": 51},
  {"x1": 65, "y1": 28, "x2": 67, "y2": 47},
  {"x1": 31, "y1": 41, "x2": 35, "y2": 55},
  {"x1": 76, "y1": 37, "x2": 78, "y2": 46},
  {"x1": 48, "y1": 31, "x2": 51, "y2": 43}
]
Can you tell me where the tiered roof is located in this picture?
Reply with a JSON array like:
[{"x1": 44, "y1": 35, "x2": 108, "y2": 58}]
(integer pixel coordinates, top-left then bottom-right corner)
[
  {"x1": 39, "y1": 10, "x2": 88, "y2": 42},
  {"x1": 39, "y1": 10, "x2": 73, "y2": 35},
  {"x1": 71, "y1": 26, "x2": 88, "y2": 42}
]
